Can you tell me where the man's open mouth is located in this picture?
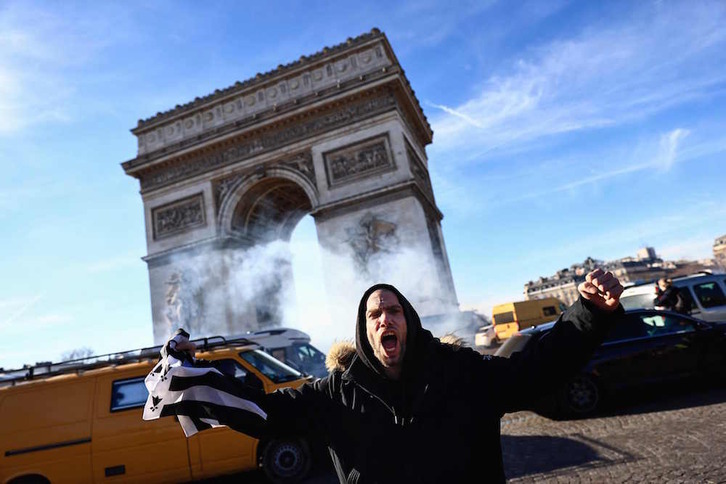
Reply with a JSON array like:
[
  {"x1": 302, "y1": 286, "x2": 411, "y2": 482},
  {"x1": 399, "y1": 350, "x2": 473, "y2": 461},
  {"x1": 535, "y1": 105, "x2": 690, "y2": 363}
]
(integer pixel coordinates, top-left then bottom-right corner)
[{"x1": 381, "y1": 332, "x2": 398, "y2": 352}]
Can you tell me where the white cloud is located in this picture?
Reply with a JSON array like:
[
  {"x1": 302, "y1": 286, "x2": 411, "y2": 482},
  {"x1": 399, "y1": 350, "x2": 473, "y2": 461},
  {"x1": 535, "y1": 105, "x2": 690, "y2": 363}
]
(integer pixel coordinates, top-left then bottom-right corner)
[
  {"x1": 428, "y1": 2, "x2": 726, "y2": 161},
  {"x1": 496, "y1": 127, "x2": 701, "y2": 205},
  {"x1": 0, "y1": 2, "x2": 135, "y2": 135},
  {"x1": 656, "y1": 128, "x2": 690, "y2": 171},
  {"x1": 391, "y1": 0, "x2": 499, "y2": 49},
  {"x1": 0, "y1": 294, "x2": 43, "y2": 328},
  {"x1": 432, "y1": 123, "x2": 726, "y2": 219},
  {"x1": 0, "y1": 295, "x2": 74, "y2": 334}
]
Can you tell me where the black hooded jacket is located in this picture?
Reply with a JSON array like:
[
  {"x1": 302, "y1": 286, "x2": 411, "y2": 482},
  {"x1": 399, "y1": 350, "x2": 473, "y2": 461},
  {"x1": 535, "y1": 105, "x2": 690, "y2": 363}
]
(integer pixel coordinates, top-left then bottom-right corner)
[{"x1": 257, "y1": 284, "x2": 622, "y2": 483}]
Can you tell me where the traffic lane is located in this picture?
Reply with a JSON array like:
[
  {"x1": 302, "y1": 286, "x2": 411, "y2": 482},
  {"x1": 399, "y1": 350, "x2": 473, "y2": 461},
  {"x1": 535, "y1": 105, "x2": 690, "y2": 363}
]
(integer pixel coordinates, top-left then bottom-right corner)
[{"x1": 503, "y1": 384, "x2": 726, "y2": 482}]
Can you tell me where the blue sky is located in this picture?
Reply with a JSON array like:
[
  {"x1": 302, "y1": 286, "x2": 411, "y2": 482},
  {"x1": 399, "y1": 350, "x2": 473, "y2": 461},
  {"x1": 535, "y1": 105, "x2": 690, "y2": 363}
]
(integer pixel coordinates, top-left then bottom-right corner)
[{"x1": 1, "y1": 0, "x2": 725, "y2": 368}]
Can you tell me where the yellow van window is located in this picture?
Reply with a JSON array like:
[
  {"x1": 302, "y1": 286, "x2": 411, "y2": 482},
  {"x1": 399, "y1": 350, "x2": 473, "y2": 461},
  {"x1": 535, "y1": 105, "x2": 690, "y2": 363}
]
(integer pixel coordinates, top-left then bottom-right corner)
[
  {"x1": 111, "y1": 376, "x2": 148, "y2": 411},
  {"x1": 494, "y1": 311, "x2": 514, "y2": 324},
  {"x1": 542, "y1": 306, "x2": 557, "y2": 317}
]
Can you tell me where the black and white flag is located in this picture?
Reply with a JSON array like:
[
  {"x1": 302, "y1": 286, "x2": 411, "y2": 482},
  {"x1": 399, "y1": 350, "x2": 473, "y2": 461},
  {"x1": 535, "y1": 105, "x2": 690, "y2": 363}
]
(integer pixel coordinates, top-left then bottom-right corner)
[{"x1": 143, "y1": 329, "x2": 268, "y2": 437}]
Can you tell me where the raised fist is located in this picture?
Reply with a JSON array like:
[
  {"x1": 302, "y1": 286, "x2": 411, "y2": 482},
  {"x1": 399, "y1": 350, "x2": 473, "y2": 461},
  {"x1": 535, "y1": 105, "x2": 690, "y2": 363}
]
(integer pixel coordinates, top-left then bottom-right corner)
[{"x1": 577, "y1": 268, "x2": 623, "y2": 312}]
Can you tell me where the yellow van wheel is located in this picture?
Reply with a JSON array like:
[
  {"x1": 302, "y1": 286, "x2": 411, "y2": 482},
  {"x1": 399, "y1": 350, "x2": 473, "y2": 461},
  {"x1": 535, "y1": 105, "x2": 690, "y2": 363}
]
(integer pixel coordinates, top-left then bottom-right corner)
[
  {"x1": 8, "y1": 475, "x2": 50, "y2": 484},
  {"x1": 261, "y1": 437, "x2": 312, "y2": 483}
]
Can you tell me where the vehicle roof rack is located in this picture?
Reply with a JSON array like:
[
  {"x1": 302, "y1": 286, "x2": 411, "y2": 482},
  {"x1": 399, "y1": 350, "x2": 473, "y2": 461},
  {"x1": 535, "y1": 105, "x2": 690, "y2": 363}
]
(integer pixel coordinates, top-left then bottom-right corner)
[
  {"x1": 673, "y1": 270, "x2": 713, "y2": 280},
  {"x1": 0, "y1": 335, "x2": 256, "y2": 388}
]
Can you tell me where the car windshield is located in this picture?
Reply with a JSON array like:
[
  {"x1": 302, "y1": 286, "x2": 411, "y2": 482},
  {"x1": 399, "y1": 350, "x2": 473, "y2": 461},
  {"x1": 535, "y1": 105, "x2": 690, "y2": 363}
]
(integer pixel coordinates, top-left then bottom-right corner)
[{"x1": 240, "y1": 349, "x2": 303, "y2": 383}]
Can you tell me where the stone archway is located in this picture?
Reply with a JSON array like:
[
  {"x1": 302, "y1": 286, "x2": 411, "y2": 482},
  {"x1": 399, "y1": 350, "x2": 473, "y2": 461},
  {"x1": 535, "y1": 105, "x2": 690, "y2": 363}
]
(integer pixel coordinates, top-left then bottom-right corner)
[
  {"x1": 219, "y1": 166, "x2": 319, "y2": 244},
  {"x1": 122, "y1": 29, "x2": 459, "y2": 343}
]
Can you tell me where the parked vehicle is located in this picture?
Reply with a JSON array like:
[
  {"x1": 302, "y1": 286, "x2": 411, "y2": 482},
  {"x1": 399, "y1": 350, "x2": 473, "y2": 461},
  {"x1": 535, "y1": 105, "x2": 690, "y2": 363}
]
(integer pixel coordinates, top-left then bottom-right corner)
[
  {"x1": 243, "y1": 328, "x2": 327, "y2": 378},
  {"x1": 421, "y1": 310, "x2": 488, "y2": 347},
  {"x1": 0, "y1": 336, "x2": 312, "y2": 484},
  {"x1": 495, "y1": 309, "x2": 726, "y2": 416},
  {"x1": 491, "y1": 298, "x2": 566, "y2": 343},
  {"x1": 620, "y1": 273, "x2": 726, "y2": 322},
  {"x1": 474, "y1": 324, "x2": 497, "y2": 348}
]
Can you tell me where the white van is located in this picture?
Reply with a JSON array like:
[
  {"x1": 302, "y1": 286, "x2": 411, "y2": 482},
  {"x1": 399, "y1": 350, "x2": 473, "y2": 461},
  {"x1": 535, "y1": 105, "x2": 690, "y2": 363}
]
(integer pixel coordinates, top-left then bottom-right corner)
[
  {"x1": 243, "y1": 328, "x2": 328, "y2": 378},
  {"x1": 620, "y1": 273, "x2": 726, "y2": 322}
]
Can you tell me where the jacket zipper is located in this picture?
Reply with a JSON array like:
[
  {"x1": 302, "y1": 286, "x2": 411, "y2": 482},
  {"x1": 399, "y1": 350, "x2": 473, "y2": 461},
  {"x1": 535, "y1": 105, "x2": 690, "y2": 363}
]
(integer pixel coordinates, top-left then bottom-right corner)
[{"x1": 351, "y1": 380, "x2": 406, "y2": 427}]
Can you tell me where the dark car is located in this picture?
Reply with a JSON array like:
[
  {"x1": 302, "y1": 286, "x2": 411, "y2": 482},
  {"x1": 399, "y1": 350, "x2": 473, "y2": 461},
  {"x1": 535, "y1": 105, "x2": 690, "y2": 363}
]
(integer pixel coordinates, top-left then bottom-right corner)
[{"x1": 495, "y1": 310, "x2": 726, "y2": 416}]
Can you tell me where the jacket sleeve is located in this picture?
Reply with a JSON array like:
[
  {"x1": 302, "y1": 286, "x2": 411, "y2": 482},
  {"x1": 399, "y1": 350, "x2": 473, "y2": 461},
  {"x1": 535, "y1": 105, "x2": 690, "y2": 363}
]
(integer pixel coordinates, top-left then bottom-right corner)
[
  {"x1": 251, "y1": 373, "x2": 342, "y2": 441},
  {"x1": 480, "y1": 296, "x2": 623, "y2": 414}
]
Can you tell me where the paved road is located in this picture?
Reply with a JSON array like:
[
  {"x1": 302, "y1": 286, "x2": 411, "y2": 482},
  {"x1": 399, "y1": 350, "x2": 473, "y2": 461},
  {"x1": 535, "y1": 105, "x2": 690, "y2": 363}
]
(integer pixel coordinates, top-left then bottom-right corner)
[{"x1": 502, "y1": 383, "x2": 726, "y2": 483}]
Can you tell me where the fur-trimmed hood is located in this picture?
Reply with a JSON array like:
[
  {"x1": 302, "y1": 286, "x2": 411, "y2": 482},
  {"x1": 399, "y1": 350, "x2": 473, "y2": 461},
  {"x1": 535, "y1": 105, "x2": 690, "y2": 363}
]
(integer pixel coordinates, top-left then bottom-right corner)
[
  {"x1": 325, "y1": 340, "x2": 356, "y2": 373},
  {"x1": 325, "y1": 334, "x2": 467, "y2": 373}
]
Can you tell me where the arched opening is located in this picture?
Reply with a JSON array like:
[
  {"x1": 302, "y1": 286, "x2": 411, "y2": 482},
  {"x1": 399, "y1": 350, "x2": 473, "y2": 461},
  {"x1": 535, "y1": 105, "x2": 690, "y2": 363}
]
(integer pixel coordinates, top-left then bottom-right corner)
[
  {"x1": 226, "y1": 177, "x2": 316, "y2": 327},
  {"x1": 231, "y1": 178, "x2": 313, "y2": 243}
]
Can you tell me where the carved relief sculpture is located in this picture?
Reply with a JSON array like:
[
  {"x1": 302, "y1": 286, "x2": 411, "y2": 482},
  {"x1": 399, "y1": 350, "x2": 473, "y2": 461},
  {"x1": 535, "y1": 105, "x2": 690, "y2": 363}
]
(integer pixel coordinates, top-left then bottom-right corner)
[
  {"x1": 163, "y1": 271, "x2": 206, "y2": 339},
  {"x1": 153, "y1": 193, "x2": 206, "y2": 239},
  {"x1": 279, "y1": 151, "x2": 315, "y2": 184},
  {"x1": 214, "y1": 173, "x2": 246, "y2": 209},
  {"x1": 324, "y1": 135, "x2": 395, "y2": 186},
  {"x1": 345, "y1": 212, "x2": 399, "y2": 273}
]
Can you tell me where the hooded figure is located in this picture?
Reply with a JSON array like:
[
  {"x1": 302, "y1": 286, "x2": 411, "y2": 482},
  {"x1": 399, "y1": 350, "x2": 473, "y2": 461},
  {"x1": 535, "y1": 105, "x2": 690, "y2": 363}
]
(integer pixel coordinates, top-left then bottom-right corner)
[{"x1": 158, "y1": 271, "x2": 624, "y2": 483}]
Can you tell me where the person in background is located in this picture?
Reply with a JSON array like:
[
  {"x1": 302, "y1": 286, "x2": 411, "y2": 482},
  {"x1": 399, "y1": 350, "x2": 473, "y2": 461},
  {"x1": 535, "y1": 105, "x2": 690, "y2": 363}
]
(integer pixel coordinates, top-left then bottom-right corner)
[{"x1": 654, "y1": 278, "x2": 689, "y2": 314}]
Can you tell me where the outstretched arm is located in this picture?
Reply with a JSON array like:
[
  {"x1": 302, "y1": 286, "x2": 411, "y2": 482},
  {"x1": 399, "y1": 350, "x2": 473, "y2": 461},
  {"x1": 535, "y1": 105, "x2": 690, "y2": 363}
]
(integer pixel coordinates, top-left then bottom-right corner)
[
  {"x1": 483, "y1": 269, "x2": 624, "y2": 414},
  {"x1": 143, "y1": 331, "x2": 336, "y2": 441}
]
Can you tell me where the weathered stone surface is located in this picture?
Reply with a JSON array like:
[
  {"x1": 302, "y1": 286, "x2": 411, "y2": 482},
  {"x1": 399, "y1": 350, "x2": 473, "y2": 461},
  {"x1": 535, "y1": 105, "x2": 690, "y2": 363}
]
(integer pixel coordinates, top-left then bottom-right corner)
[
  {"x1": 125, "y1": 31, "x2": 458, "y2": 343},
  {"x1": 137, "y1": 92, "x2": 396, "y2": 192}
]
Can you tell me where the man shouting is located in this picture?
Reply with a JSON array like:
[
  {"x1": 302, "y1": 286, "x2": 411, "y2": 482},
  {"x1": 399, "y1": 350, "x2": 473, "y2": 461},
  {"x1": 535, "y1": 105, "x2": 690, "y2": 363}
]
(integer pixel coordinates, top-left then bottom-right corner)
[{"x1": 154, "y1": 268, "x2": 624, "y2": 483}]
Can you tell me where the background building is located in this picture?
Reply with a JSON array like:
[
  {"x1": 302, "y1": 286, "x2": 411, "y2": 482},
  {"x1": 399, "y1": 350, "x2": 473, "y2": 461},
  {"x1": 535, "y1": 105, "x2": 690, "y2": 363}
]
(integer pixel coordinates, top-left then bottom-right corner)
[
  {"x1": 523, "y1": 246, "x2": 719, "y2": 303},
  {"x1": 714, "y1": 234, "x2": 726, "y2": 269}
]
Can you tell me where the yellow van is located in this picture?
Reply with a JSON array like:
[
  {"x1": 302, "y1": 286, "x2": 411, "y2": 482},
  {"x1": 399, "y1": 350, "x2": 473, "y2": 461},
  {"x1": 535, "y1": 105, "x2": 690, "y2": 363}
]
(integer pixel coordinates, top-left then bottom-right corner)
[
  {"x1": 492, "y1": 298, "x2": 566, "y2": 342},
  {"x1": 0, "y1": 337, "x2": 311, "y2": 484}
]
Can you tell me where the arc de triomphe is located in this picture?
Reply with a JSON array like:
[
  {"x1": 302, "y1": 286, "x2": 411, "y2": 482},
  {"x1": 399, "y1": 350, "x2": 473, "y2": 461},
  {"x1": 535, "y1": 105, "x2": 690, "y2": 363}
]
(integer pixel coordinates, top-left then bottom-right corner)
[{"x1": 122, "y1": 29, "x2": 458, "y2": 343}]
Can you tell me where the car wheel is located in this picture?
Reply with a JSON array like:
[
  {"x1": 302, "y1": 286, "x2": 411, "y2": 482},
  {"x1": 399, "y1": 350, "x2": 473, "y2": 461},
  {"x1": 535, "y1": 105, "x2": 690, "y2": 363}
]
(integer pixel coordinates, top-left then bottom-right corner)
[
  {"x1": 560, "y1": 375, "x2": 599, "y2": 416},
  {"x1": 261, "y1": 437, "x2": 312, "y2": 483}
]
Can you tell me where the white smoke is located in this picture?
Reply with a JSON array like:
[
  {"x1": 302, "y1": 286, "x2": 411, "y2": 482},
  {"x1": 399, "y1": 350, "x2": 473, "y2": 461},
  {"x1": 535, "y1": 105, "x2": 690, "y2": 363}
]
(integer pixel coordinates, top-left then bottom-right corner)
[
  {"x1": 155, "y1": 221, "x2": 472, "y2": 354},
  {"x1": 289, "y1": 237, "x2": 473, "y2": 353}
]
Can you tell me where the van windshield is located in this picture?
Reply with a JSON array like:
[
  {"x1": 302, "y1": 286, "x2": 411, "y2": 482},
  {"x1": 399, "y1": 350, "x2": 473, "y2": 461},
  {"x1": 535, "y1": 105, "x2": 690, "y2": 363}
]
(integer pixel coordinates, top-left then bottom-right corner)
[{"x1": 240, "y1": 349, "x2": 303, "y2": 383}]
